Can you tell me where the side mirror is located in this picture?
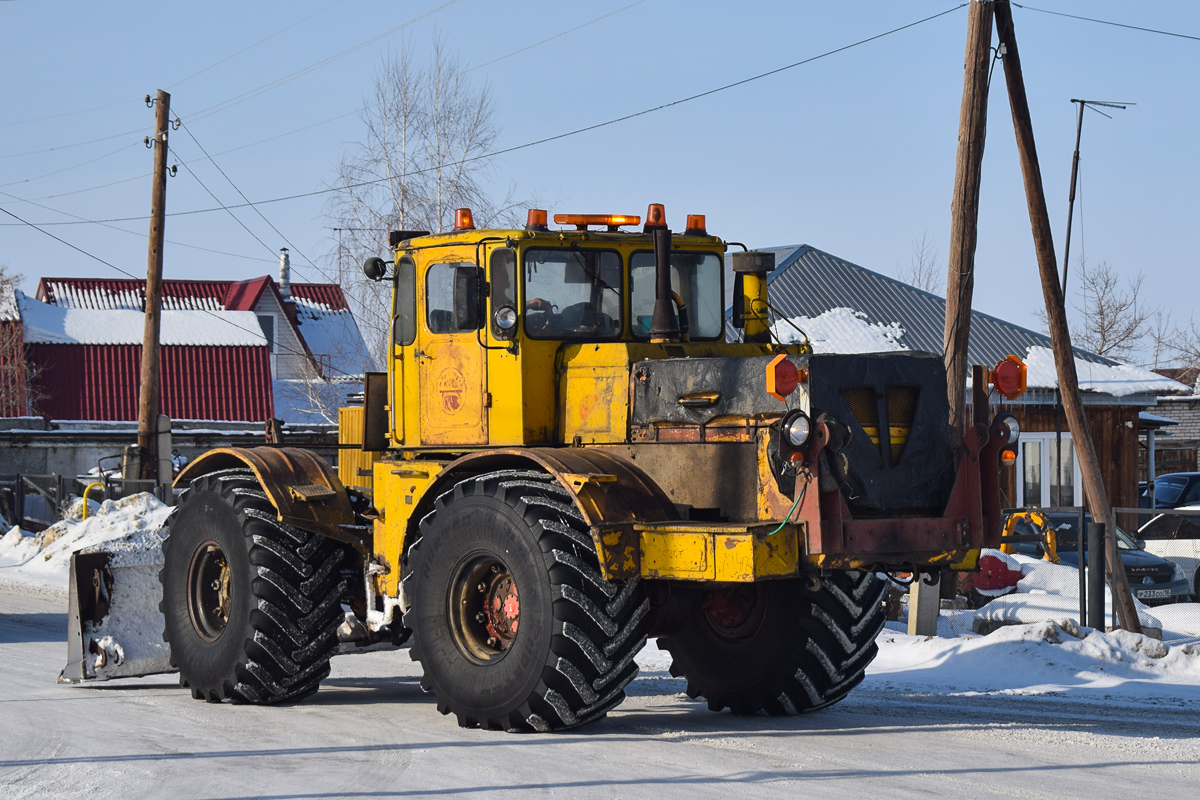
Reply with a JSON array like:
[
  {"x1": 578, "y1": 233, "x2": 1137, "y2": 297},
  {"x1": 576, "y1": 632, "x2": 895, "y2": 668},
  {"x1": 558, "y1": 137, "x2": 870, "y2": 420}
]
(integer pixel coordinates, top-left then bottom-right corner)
[
  {"x1": 453, "y1": 266, "x2": 484, "y2": 330},
  {"x1": 363, "y1": 256, "x2": 387, "y2": 281}
]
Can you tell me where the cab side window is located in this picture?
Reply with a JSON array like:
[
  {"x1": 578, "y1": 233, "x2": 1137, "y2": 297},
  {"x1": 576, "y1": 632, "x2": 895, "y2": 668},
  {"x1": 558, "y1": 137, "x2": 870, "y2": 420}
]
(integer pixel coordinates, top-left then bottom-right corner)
[
  {"x1": 393, "y1": 256, "x2": 416, "y2": 346},
  {"x1": 426, "y1": 261, "x2": 475, "y2": 333}
]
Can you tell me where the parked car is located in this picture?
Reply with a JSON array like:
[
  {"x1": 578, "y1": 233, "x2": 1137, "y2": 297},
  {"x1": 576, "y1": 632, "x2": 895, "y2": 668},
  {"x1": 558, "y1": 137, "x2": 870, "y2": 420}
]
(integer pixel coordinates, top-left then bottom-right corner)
[
  {"x1": 1138, "y1": 505, "x2": 1200, "y2": 601},
  {"x1": 1002, "y1": 510, "x2": 1191, "y2": 605},
  {"x1": 1139, "y1": 472, "x2": 1200, "y2": 509}
]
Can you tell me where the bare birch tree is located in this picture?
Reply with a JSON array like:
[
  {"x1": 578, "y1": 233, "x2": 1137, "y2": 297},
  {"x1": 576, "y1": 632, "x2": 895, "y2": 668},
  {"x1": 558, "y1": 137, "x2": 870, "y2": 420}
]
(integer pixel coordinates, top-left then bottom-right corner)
[
  {"x1": 327, "y1": 39, "x2": 504, "y2": 365},
  {"x1": 1071, "y1": 261, "x2": 1152, "y2": 362},
  {"x1": 899, "y1": 233, "x2": 944, "y2": 294}
]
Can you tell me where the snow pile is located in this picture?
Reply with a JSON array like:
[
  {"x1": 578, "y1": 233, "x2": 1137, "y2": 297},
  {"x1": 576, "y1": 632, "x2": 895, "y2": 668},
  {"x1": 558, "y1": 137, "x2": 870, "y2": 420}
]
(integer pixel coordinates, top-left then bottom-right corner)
[
  {"x1": 19, "y1": 293, "x2": 266, "y2": 347},
  {"x1": 0, "y1": 493, "x2": 172, "y2": 593},
  {"x1": 973, "y1": 550, "x2": 1170, "y2": 632},
  {"x1": 772, "y1": 307, "x2": 908, "y2": 353},
  {"x1": 1022, "y1": 345, "x2": 1186, "y2": 397},
  {"x1": 869, "y1": 619, "x2": 1200, "y2": 700}
]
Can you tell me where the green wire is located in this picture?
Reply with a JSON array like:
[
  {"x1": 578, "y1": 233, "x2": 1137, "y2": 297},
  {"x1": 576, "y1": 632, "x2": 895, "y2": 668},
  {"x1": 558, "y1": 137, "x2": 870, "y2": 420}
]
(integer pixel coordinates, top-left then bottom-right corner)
[{"x1": 768, "y1": 481, "x2": 807, "y2": 536}]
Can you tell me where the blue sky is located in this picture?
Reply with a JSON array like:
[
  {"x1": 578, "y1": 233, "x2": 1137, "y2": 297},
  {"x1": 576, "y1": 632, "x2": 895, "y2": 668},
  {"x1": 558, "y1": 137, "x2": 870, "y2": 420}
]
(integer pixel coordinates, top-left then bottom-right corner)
[{"x1": 2, "y1": 1, "x2": 1197, "y2": 367}]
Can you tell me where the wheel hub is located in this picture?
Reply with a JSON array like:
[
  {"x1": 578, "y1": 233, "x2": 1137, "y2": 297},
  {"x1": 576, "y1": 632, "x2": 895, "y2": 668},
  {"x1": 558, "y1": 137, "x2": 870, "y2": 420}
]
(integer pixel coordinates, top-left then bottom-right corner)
[
  {"x1": 701, "y1": 584, "x2": 767, "y2": 642},
  {"x1": 186, "y1": 541, "x2": 231, "y2": 642},
  {"x1": 450, "y1": 556, "x2": 520, "y2": 663}
]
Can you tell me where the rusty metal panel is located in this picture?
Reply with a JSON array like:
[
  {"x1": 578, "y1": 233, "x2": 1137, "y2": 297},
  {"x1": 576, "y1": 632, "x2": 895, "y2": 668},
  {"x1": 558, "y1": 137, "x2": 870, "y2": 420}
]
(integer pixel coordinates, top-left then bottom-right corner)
[
  {"x1": 630, "y1": 354, "x2": 808, "y2": 426},
  {"x1": 176, "y1": 447, "x2": 364, "y2": 553},
  {"x1": 598, "y1": 442, "x2": 761, "y2": 520}
]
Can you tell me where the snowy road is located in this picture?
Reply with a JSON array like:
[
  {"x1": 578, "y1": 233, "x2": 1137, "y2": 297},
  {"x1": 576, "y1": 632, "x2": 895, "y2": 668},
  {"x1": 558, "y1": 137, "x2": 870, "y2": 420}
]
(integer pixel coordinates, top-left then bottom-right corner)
[{"x1": 4, "y1": 588, "x2": 1200, "y2": 799}]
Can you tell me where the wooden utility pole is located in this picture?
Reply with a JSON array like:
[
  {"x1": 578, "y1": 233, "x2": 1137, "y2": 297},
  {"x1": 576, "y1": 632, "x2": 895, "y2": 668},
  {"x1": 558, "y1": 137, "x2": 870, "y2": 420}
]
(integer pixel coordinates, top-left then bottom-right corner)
[
  {"x1": 943, "y1": 0, "x2": 994, "y2": 447},
  {"x1": 137, "y1": 89, "x2": 170, "y2": 483},
  {"x1": 992, "y1": 1, "x2": 1140, "y2": 632}
]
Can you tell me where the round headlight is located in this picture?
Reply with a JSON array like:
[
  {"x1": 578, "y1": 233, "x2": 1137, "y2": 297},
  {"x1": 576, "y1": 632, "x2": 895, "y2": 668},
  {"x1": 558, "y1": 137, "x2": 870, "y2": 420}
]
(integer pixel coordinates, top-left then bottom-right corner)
[
  {"x1": 785, "y1": 412, "x2": 811, "y2": 447},
  {"x1": 1001, "y1": 413, "x2": 1020, "y2": 441},
  {"x1": 493, "y1": 305, "x2": 518, "y2": 332}
]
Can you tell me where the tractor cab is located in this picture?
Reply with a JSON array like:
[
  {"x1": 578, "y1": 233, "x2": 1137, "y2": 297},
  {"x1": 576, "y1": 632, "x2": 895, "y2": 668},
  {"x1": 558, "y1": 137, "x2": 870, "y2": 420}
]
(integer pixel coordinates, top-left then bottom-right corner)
[{"x1": 370, "y1": 204, "x2": 744, "y2": 451}]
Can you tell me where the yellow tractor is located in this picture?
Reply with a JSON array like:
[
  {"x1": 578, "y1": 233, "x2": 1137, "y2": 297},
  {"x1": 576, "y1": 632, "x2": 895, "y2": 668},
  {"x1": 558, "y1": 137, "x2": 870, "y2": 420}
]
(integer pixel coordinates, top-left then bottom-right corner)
[{"x1": 63, "y1": 204, "x2": 1019, "y2": 731}]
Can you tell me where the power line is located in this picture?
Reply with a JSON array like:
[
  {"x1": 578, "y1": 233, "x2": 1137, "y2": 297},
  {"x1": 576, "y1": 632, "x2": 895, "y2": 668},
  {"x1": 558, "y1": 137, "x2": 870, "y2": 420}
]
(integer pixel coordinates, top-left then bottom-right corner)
[
  {"x1": 168, "y1": 0, "x2": 348, "y2": 89},
  {"x1": 0, "y1": 204, "x2": 360, "y2": 380},
  {"x1": 1012, "y1": 3, "x2": 1200, "y2": 42},
  {"x1": 464, "y1": 0, "x2": 649, "y2": 74},
  {"x1": 2, "y1": 1, "x2": 644, "y2": 185},
  {"x1": 2, "y1": 4, "x2": 966, "y2": 228},
  {"x1": 0, "y1": 141, "x2": 139, "y2": 189},
  {"x1": 173, "y1": 117, "x2": 333, "y2": 283},
  {"x1": 185, "y1": 0, "x2": 462, "y2": 124},
  {"x1": 0, "y1": 188, "x2": 273, "y2": 264},
  {"x1": 0, "y1": 98, "x2": 141, "y2": 131},
  {"x1": 0, "y1": 2, "x2": 457, "y2": 161},
  {"x1": 0, "y1": 3, "x2": 349, "y2": 130},
  {"x1": 16, "y1": 110, "x2": 361, "y2": 203}
]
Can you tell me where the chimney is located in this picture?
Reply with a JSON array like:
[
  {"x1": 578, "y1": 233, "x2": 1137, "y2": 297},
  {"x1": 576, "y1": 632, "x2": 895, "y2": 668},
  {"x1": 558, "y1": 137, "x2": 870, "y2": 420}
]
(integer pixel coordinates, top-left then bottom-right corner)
[{"x1": 278, "y1": 248, "x2": 291, "y2": 299}]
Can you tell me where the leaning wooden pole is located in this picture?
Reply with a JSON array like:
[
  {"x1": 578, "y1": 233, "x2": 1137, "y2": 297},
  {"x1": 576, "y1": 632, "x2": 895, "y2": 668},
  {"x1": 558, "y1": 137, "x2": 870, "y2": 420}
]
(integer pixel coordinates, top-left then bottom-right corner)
[
  {"x1": 992, "y1": 1, "x2": 1140, "y2": 632},
  {"x1": 137, "y1": 89, "x2": 170, "y2": 484},
  {"x1": 944, "y1": 0, "x2": 994, "y2": 448}
]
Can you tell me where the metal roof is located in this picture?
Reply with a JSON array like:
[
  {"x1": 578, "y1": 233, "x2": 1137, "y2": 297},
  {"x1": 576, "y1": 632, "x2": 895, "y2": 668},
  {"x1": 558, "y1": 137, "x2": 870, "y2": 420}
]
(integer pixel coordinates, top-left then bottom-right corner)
[
  {"x1": 741, "y1": 244, "x2": 1115, "y2": 368},
  {"x1": 37, "y1": 276, "x2": 352, "y2": 313},
  {"x1": 28, "y1": 343, "x2": 274, "y2": 422},
  {"x1": 724, "y1": 244, "x2": 1189, "y2": 402}
]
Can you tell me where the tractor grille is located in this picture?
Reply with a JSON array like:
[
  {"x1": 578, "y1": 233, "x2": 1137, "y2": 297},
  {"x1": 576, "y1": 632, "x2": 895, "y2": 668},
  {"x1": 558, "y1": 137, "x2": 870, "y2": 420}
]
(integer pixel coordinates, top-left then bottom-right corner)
[
  {"x1": 839, "y1": 385, "x2": 919, "y2": 467},
  {"x1": 809, "y1": 352, "x2": 954, "y2": 518}
]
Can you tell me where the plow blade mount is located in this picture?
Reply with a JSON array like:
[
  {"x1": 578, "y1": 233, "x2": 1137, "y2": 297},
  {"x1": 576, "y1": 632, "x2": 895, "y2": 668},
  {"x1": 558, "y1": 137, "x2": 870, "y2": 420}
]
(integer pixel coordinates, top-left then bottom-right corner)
[{"x1": 60, "y1": 543, "x2": 175, "y2": 684}]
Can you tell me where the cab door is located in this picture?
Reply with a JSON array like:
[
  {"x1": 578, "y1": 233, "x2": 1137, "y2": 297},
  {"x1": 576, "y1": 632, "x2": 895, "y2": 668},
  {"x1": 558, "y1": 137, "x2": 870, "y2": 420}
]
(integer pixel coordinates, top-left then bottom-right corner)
[{"x1": 417, "y1": 259, "x2": 487, "y2": 446}]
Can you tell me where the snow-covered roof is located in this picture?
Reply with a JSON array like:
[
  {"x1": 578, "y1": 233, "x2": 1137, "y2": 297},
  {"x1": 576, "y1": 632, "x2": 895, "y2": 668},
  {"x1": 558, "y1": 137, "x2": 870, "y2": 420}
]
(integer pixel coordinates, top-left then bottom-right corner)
[
  {"x1": 1140, "y1": 411, "x2": 1179, "y2": 426},
  {"x1": 291, "y1": 295, "x2": 374, "y2": 377},
  {"x1": 749, "y1": 245, "x2": 1191, "y2": 403},
  {"x1": 19, "y1": 292, "x2": 266, "y2": 346}
]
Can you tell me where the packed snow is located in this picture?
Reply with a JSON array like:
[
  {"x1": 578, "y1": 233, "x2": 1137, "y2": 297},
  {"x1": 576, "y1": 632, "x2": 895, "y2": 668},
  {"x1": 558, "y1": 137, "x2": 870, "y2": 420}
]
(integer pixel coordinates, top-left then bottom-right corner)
[
  {"x1": 1021, "y1": 344, "x2": 1185, "y2": 398},
  {"x1": 18, "y1": 291, "x2": 266, "y2": 347},
  {"x1": 5, "y1": 505, "x2": 1200, "y2": 702},
  {"x1": 773, "y1": 307, "x2": 908, "y2": 353}
]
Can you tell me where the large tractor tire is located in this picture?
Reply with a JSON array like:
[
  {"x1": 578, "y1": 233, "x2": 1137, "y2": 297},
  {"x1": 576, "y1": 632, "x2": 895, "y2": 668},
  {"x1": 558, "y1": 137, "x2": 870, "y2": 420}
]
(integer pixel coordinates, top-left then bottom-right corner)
[
  {"x1": 658, "y1": 571, "x2": 886, "y2": 715},
  {"x1": 160, "y1": 468, "x2": 347, "y2": 704},
  {"x1": 405, "y1": 469, "x2": 649, "y2": 732}
]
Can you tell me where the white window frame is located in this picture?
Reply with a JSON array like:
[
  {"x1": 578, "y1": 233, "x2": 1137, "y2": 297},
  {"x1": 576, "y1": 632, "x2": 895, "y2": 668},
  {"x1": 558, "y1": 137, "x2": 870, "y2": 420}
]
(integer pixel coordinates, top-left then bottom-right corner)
[{"x1": 1014, "y1": 431, "x2": 1083, "y2": 507}]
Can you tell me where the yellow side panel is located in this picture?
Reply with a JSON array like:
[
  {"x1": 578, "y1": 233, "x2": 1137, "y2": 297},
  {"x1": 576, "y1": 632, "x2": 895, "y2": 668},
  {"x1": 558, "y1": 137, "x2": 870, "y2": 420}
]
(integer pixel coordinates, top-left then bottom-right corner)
[
  {"x1": 418, "y1": 337, "x2": 487, "y2": 445},
  {"x1": 637, "y1": 523, "x2": 802, "y2": 582},
  {"x1": 562, "y1": 363, "x2": 629, "y2": 444},
  {"x1": 640, "y1": 531, "x2": 713, "y2": 579},
  {"x1": 391, "y1": 345, "x2": 405, "y2": 444},
  {"x1": 337, "y1": 406, "x2": 378, "y2": 492},
  {"x1": 371, "y1": 460, "x2": 444, "y2": 596}
]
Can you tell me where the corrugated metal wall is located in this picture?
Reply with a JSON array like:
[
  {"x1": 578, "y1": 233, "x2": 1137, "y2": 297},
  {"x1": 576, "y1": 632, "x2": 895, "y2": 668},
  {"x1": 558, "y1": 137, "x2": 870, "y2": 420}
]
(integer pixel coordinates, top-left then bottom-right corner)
[{"x1": 28, "y1": 343, "x2": 273, "y2": 422}]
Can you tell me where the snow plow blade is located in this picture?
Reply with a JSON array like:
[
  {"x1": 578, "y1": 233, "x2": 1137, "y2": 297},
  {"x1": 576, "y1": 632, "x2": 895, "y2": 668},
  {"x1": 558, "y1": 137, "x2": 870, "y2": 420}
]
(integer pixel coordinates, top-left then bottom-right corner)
[{"x1": 59, "y1": 543, "x2": 175, "y2": 684}]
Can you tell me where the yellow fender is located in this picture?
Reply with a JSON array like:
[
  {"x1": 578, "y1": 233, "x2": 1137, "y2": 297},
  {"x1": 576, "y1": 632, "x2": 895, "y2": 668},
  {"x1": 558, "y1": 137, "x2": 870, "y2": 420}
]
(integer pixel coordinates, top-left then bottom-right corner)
[
  {"x1": 410, "y1": 448, "x2": 678, "y2": 581},
  {"x1": 175, "y1": 447, "x2": 366, "y2": 554}
]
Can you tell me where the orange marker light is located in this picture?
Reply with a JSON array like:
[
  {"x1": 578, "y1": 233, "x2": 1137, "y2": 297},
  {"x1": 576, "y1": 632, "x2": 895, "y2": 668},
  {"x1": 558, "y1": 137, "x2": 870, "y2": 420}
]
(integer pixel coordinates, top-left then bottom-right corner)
[
  {"x1": 552, "y1": 213, "x2": 641, "y2": 230},
  {"x1": 766, "y1": 354, "x2": 799, "y2": 401},
  {"x1": 526, "y1": 208, "x2": 548, "y2": 229},
  {"x1": 1000, "y1": 449, "x2": 1017, "y2": 467},
  {"x1": 991, "y1": 355, "x2": 1027, "y2": 400},
  {"x1": 454, "y1": 208, "x2": 475, "y2": 231},
  {"x1": 643, "y1": 203, "x2": 667, "y2": 230},
  {"x1": 684, "y1": 214, "x2": 707, "y2": 235}
]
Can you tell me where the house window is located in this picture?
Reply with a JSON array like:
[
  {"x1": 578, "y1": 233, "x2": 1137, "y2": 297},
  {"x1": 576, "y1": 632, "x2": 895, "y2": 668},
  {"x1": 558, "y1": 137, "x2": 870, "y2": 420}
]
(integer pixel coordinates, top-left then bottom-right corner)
[{"x1": 1015, "y1": 432, "x2": 1081, "y2": 508}]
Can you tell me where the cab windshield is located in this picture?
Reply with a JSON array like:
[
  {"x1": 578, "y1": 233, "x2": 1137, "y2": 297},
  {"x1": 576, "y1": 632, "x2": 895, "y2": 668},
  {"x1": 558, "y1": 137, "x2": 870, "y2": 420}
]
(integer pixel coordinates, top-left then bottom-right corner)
[
  {"x1": 630, "y1": 251, "x2": 724, "y2": 340},
  {"x1": 523, "y1": 248, "x2": 622, "y2": 340}
]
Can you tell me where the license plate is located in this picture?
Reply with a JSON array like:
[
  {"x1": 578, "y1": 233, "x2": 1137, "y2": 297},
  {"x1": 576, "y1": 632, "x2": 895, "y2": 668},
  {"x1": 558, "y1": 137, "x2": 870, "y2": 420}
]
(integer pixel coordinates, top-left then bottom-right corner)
[{"x1": 1135, "y1": 588, "x2": 1170, "y2": 599}]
